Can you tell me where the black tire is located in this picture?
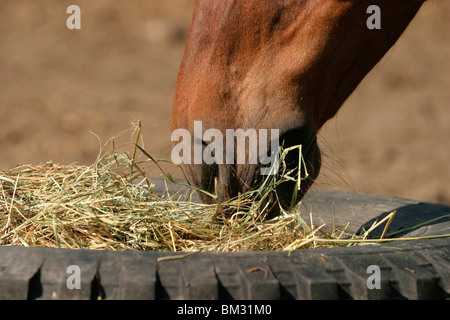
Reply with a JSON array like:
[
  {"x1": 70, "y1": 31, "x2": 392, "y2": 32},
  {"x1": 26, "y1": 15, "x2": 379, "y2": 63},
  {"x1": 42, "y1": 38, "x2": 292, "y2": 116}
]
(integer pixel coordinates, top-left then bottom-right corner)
[{"x1": 0, "y1": 178, "x2": 448, "y2": 300}]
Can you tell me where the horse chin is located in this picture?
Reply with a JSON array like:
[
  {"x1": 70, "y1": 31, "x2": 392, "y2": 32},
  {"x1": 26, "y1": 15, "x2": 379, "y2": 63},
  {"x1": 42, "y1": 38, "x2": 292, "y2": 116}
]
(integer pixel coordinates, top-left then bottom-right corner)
[{"x1": 263, "y1": 141, "x2": 322, "y2": 219}]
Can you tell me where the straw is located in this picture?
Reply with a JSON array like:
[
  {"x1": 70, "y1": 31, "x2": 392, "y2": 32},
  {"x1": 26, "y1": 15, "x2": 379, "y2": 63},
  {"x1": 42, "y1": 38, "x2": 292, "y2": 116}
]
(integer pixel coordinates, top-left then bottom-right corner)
[{"x1": 1, "y1": 124, "x2": 448, "y2": 252}]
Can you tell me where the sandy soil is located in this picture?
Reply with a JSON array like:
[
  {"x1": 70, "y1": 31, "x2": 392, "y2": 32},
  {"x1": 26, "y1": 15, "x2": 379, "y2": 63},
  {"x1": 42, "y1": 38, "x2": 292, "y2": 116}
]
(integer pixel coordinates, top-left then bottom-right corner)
[{"x1": 0, "y1": 1, "x2": 448, "y2": 205}]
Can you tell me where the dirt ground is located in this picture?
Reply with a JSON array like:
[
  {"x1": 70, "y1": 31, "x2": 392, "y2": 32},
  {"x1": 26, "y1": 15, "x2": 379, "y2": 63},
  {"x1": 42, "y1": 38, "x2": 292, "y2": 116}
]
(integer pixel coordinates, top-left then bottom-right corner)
[{"x1": 0, "y1": 1, "x2": 448, "y2": 205}]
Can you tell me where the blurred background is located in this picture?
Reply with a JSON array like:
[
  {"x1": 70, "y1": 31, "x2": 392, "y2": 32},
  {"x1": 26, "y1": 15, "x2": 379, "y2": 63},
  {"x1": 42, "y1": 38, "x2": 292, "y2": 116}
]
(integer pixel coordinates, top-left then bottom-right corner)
[{"x1": 0, "y1": 0, "x2": 448, "y2": 205}]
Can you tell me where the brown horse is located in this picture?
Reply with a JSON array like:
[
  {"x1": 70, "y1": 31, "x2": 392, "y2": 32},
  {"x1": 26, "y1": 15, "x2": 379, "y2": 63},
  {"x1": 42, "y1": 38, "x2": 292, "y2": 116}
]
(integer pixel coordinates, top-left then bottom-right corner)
[{"x1": 171, "y1": 0, "x2": 427, "y2": 216}]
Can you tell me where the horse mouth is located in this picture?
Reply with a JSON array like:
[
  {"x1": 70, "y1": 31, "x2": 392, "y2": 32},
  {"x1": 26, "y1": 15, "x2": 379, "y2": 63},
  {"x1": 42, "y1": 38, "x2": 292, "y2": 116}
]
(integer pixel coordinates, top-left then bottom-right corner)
[{"x1": 187, "y1": 129, "x2": 321, "y2": 218}]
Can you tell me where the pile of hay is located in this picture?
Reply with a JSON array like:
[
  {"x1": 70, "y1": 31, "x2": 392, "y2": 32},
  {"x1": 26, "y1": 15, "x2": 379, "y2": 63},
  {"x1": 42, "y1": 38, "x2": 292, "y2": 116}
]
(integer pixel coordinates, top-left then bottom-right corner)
[
  {"x1": 0, "y1": 142, "x2": 364, "y2": 252},
  {"x1": 2, "y1": 123, "x2": 444, "y2": 252}
]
